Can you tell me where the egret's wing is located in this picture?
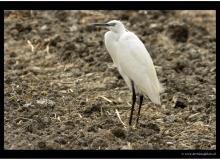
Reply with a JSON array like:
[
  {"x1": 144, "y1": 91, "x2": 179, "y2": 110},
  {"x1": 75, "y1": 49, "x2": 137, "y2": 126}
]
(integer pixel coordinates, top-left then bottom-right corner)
[{"x1": 116, "y1": 32, "x2": 162, "y2": 104}]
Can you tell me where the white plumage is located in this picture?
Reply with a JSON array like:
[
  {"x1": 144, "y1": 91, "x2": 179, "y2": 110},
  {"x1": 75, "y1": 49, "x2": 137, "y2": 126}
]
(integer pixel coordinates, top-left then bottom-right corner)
[
  {"x1": 104, "y1": 20, "x2": 163, "y2": 105},
  {"x1": 94, "y1": 20, "x2": 163, "y2": 125}
]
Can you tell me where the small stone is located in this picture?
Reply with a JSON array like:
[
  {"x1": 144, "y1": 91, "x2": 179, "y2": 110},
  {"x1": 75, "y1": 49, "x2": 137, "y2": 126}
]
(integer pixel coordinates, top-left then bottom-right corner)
[
  {"x1": 149, "y1": 23, "x2": 158, "y2": 29},
  {"x1": 166, "y1": 141, "x2": 174, "y2": 145},
  {"x1": 40, "y1": 25, "x2": 47, "y2": 30}
]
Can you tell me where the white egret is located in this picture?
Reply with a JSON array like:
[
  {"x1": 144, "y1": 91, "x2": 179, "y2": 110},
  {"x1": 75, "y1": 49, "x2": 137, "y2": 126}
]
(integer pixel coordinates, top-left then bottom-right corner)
[{"x1": 93, "y1": 20, "x2": 163, "y2": 126}]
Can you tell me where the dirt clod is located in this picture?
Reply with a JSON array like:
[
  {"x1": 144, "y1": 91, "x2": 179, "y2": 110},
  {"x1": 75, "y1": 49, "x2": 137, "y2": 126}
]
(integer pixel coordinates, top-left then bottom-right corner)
[
  {"x1": 167, "y1": 22, "x2": 189, "y2": 42},
  {"x1": 173, "y1": 96, "x2": 187, "y2": 109},
  {"x1": 38, "y1": 141, "x2": 47, "y2": 149},
  {"x1": 111, "y1": 127, "x2": 126, "y2": 139}
]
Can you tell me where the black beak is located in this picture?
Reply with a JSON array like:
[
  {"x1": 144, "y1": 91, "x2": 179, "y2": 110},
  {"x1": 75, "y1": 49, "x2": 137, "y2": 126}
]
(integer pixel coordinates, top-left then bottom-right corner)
[{"x1": 92, "y1": 23, "x2": 114, "y2": 27}]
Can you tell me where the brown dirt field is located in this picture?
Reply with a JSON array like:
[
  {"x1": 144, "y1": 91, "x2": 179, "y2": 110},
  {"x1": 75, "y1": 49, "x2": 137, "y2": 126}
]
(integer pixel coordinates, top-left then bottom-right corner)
[{"x1": 4, "y1": 10, "x2": 216, "y2": 150}]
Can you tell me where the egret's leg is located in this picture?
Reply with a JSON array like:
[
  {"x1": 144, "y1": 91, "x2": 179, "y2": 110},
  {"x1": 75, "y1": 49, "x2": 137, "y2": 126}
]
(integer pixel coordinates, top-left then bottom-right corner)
[
  {"x1": 136, "y1": 95, "x2": 144, "y2": 125},
  {"x1": 129, "y1": 81, "x2": 136, "y2": 126}
]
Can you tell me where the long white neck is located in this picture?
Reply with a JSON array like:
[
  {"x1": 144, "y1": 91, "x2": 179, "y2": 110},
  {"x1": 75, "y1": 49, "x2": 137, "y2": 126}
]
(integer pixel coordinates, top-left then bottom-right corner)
[{"x1": 109, "y1": 29, "x2": 126, "y2": 41}]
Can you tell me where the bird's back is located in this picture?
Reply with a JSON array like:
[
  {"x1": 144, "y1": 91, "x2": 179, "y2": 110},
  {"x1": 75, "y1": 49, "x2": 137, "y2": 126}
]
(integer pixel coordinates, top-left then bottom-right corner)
[{"x1": 117, "y1": 31, "x2": 163, "y2": 105}]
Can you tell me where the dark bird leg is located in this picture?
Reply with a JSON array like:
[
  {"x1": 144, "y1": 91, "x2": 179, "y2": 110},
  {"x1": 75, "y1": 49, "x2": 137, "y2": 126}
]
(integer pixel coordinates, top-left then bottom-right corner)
[
  {"x1": 129, "y1": 81, "x2": 136, "y2": 126},
  {"x1": 136, "y1": 95, "x2": 144, "y2": 125}
]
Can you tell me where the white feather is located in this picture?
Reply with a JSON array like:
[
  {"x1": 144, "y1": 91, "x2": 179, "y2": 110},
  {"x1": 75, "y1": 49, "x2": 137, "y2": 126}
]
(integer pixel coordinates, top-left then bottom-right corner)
[{"x1": 104, "y1": 20, "x2": 162, "y2": 105}]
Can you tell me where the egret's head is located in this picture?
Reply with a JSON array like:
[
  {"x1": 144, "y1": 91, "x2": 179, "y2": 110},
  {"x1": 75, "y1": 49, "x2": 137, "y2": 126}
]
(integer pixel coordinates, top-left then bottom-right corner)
[
  {"x1": 93, "y1": 20, "x2": 126, "y2": 33},
  {"x1": 107, "y1": 20, "x2": 125, "y2": 33}
]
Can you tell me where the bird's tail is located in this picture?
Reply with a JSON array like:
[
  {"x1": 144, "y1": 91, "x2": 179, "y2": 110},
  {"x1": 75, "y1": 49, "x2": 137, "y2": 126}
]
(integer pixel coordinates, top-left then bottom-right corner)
[
  {"x1": 149, "y1": 82, "x2": 164, "y2": 105},
  {"x1": 150, "y1": 94, "x2": 161, "y2": 105},
  {"x1": 159, "y1": 82, "x2": 165, "y2": 93}
]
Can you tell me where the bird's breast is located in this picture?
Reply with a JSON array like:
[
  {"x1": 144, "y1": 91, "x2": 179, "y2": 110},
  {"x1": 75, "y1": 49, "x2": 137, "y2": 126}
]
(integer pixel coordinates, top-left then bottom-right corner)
[{"x1": 104, "y1": 32, "x2": 120, "y2": 65}]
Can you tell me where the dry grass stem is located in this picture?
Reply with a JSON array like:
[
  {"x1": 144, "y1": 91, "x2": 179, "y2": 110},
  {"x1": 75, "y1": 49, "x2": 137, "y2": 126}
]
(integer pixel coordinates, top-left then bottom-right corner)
[
  {"x1": 27, "y1": 40, "x2": 35, "y2": 52},
  {"x1": 98, "y1": 95, "x2": 113, "y2": 103},
  {"x1": 115, "y1": 109, "x2": 127, "y2": 128}
]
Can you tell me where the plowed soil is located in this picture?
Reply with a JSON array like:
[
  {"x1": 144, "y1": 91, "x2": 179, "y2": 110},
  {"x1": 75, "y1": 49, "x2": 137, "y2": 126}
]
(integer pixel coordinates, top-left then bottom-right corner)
[{"x1": 4, "y1": 10, "x2": 216, "y2": 150}]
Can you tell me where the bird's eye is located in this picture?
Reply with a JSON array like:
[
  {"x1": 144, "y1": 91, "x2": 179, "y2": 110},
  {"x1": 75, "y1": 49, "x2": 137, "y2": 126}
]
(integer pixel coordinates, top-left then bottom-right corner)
[{"x1": 109, "y1": 23, "x2": 116, "y2": 26}]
